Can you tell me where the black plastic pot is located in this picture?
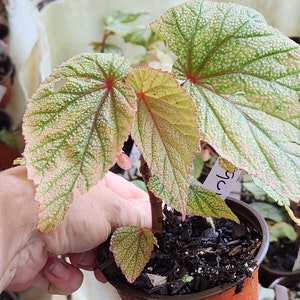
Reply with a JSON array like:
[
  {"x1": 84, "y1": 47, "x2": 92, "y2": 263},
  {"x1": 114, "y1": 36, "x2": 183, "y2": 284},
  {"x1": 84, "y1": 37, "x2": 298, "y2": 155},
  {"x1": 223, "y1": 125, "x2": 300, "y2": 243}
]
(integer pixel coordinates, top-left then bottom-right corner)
[
  {"x1": 104, "y1": 198, "x2": 269, "y2": 300},
  {"x1": 259, "y1": 203, "x2": 300, "y2": 288},
  {"x1": 259, "y1": 261, "x2": 300, "y2": 288}
]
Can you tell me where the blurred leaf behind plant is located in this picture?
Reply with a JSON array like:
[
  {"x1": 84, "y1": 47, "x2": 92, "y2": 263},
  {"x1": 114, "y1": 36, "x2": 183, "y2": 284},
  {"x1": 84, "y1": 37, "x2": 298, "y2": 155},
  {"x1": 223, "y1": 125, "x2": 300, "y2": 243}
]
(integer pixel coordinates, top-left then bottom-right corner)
[
  {"x1": 0, "y1": 129, "x2": 16, "y2": 148},
  {"x1": 90, "y1": 10, "x2": 166, "y2": 65}
]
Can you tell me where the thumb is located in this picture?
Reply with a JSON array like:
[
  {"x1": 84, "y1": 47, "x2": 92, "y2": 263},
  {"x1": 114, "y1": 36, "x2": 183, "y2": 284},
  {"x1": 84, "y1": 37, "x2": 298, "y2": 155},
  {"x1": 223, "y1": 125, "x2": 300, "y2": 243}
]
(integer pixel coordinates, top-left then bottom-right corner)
[
  {"x1": 102, "y1": 172, "x2": 152, "y2": 229},
  {"x1": 37, "y1": 257, "x2": 83, "y2": 294}
]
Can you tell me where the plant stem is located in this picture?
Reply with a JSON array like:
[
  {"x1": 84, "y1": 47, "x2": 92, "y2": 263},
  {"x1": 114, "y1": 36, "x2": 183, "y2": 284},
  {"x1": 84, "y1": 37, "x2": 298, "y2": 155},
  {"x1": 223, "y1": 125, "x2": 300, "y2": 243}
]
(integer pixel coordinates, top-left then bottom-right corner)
[
  {"x1": 98, "y1": 29, "x2": 113, "y2": 53},
  {"x1": 139, "y1": 155, "x2": 164, "y2": 234}
]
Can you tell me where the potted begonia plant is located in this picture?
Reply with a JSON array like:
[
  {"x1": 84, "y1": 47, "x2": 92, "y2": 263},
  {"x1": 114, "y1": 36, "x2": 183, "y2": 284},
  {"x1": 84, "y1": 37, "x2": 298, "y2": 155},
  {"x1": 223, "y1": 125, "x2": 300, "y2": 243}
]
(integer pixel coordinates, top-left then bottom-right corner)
[{"x1": 21, "y1": 0, "x2": 300, "y2": 299}]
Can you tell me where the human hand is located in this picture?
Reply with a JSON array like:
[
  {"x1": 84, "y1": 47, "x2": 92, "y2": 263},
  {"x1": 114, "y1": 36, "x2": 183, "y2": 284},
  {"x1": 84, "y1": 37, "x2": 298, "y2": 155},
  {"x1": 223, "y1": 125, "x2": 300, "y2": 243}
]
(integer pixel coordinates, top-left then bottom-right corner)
[{"x1": 0, "y1": 166, "x2": 151, "y2": 294}]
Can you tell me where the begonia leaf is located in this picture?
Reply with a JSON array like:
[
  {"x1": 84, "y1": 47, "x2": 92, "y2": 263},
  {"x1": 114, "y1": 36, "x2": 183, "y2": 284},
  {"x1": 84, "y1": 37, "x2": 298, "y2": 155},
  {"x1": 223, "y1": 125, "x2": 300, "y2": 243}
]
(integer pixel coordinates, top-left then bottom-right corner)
[
  {"x1": 127, "y1": 67, "x2": 200, "y2": 215},
  {"x1": 23, "y1": 53, "x2": 135, "y2": 232},
  {"x1": 148, "y1": 175, "x2": 239, "y2": 223},
  {"x1": 150, "y1": 0, "x2": 300, "y2": 204},
  {"x1": 110, "y1": 226, "x2": 156, "y2": 283}
]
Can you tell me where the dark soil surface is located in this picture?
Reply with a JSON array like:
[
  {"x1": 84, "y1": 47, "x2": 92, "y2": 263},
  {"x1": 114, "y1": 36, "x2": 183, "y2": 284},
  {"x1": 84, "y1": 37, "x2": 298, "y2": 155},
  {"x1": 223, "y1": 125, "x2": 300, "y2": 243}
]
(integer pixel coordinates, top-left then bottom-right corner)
[
  {"x1": 264, "y1": 238, "x2": 299, "y2": 272},
  {"x1": 98, "y1": 205, "x2": 262, "y2": 296}
]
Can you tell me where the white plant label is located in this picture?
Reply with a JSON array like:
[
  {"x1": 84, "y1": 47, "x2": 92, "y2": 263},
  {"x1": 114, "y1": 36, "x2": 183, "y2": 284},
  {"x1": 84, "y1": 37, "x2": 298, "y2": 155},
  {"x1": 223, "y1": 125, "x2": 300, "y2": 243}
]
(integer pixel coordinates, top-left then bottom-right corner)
[{"x1": 203, "y1": 159, "x2": 242, "y2": 200}]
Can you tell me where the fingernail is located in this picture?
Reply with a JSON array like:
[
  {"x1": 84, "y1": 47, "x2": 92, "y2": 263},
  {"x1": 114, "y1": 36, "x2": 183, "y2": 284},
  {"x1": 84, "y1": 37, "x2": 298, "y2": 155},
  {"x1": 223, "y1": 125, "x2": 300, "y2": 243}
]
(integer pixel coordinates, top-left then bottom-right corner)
[{"x1": 48, "y1": 259, "x2": 69, "y2": 279}]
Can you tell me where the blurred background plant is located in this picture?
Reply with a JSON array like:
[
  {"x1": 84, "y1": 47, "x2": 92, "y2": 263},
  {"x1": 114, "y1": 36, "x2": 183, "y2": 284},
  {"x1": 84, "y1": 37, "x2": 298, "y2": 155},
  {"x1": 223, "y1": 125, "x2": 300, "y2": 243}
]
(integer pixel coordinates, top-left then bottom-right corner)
[{"x1": 90, "y1": 10, "x2": 174, "y2": 69}]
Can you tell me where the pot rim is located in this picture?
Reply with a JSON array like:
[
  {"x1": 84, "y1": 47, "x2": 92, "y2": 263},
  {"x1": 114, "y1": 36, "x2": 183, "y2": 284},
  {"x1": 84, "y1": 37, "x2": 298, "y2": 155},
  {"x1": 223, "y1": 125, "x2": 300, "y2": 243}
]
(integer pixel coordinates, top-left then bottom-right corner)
[
  {"x1": 261, "y1": 263, "x2": 300, "y2": 278},
  {"x1": 269, "y1": 272, "x2": 300, "y2": 289}
]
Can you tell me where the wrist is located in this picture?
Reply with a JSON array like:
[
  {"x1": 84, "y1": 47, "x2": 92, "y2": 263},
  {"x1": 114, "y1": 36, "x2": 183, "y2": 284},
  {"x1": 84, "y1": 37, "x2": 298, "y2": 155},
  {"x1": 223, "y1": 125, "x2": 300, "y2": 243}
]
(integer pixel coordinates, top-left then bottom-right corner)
[{"x1": 0, "y1": 167, "x2": 39, "y2": 288}]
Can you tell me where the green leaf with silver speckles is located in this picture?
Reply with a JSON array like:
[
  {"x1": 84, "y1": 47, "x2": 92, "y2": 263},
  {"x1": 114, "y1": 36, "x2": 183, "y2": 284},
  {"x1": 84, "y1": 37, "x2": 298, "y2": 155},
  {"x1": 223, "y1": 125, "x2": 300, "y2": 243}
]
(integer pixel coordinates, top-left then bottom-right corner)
[
  {"x1": 148, "y1": 175, "x2": 239, "y2": 223},
  {"x1": 150, "y1": 0, "x2": 300, "y2": 204},
  {"x1": 187, "y1": 178, "x2": 239, "y2": 223},
  {"x1": 110, "y1": 226, "x2": 156, "y2": 283},
  {"x1": 127, "y1": 67, "x2": 200, "y2": 215},
  {"x1": 252, "y1": 176, "x2": 300, "y2": 226},
  {"x1": 23, "y1": 53, "x2": 135, "y2": 232}
]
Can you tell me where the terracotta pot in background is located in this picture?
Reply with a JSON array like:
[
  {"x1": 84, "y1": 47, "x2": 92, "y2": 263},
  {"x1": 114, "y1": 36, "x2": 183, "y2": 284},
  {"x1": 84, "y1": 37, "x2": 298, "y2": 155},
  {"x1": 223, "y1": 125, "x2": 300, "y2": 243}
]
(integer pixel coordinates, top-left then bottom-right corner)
[{"x1": 106, "y1": 198, "x2": 269, "y2": 300}]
